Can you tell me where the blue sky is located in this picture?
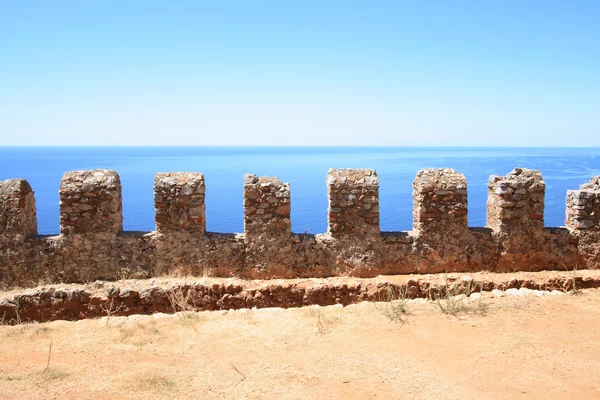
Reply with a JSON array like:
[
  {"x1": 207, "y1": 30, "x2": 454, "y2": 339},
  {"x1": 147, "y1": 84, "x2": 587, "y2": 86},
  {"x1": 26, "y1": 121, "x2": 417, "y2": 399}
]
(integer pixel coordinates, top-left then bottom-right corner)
[{"x1": 1, "y1": 1, "x2": 598, "y2": 146}]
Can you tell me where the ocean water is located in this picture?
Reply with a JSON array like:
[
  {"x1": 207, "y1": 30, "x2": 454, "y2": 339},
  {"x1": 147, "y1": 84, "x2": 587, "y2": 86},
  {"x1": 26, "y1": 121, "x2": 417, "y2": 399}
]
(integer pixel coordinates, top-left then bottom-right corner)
[{"x1": 1, "y1": 147, "x2": 599, "y2": 235}]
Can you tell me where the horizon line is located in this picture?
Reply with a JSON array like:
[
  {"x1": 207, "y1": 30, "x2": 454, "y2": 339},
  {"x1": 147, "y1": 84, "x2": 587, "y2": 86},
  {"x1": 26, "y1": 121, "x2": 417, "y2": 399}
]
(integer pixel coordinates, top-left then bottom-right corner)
[{"x1": 2, "y1": 145, "x2": 600, "y2": 149}]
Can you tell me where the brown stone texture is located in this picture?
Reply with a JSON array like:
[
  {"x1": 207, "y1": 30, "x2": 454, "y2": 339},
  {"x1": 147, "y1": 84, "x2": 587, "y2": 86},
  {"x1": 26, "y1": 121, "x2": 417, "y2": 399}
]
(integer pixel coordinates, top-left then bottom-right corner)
[
  {"x1": 0, "y1": 179, "x2": 37, "y2": 240},
  {"x1": 486, "y1": 168, "x2": 548, "y2": 271},
  {"x1": 327, "y1": 168, "x2": 379, "y2": 238},
  {"x1": 60, "y1": 169, "x2": 122, "y2": 235},
  {"x1": 0, "y1": 167, "x2": 598, "y2": 290},
  {"x1": 154, "y1": 172, "x2": 205, "y2": 234},
  {"x1": 413, "y1": 169, "x2": 469, "y2": 272},
  {"x1": 2, "y1": 271, "x2": 599, "y2": 323},
  {"x1": 244, "y1": 174, "x2": 291, "y2": 238},
  {"x1": 566, "y1": 176, "x2": 600, "y2": 267},
  {"x1": 243, "y1": 174, "x2": 292, "y2": 276}
]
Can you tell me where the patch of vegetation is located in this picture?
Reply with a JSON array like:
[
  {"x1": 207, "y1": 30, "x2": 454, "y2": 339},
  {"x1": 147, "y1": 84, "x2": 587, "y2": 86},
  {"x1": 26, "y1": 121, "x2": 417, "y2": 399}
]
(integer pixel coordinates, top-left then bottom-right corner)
[
  {"x1": 375, "y1": 285, "x2": 409, "y2": 324},
  {"x1": 119, "y1": 320, "x2": 162, "y2": 346},
  {"x1": 167, "y1": 288, "x2": 201, "y2": 323},
  {"x1": 431, "y1": 279, "x2": 488, "y2": 317}
]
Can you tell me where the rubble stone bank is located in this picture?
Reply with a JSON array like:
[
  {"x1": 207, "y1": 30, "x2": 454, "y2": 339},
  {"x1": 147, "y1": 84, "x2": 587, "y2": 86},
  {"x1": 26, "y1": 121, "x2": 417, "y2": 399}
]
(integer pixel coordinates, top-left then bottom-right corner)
[{"x1": 1, "y1": 271, "x2": 598, "y2": 323}]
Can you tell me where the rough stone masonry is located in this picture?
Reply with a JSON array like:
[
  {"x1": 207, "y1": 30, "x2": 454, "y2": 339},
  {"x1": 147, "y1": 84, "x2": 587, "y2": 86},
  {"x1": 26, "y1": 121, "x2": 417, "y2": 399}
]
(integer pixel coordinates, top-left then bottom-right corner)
[{"x1": 0, "y1": 167, "x2": 598, "y2": 289}]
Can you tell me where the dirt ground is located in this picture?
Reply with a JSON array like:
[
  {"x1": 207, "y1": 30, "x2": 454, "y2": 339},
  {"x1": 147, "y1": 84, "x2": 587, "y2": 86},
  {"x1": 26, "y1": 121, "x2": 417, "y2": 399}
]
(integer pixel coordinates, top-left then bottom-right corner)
[{"x1": 1, "y1": 289, "x2": 599, "y2": 400}]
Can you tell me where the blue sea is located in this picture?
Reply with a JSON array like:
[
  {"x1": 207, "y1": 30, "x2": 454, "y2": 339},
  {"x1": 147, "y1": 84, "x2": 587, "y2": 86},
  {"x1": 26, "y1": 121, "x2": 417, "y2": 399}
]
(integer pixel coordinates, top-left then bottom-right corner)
[{"x1": 1, "y1": 147, "x2": 599, "y2": 235}]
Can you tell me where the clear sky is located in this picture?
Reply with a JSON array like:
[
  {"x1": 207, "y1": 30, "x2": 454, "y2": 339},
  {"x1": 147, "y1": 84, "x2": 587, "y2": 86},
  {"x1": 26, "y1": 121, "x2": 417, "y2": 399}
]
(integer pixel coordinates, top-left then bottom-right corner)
[{"x1": 1, "y1": 1, "x2": 598, "y2": 146}]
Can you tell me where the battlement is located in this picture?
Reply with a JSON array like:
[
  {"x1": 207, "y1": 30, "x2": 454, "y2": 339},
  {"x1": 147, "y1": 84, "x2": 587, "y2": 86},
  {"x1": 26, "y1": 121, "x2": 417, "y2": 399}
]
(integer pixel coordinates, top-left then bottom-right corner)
[{"x1": 1, "y1": 167, "x2": 599, "y2": 288}]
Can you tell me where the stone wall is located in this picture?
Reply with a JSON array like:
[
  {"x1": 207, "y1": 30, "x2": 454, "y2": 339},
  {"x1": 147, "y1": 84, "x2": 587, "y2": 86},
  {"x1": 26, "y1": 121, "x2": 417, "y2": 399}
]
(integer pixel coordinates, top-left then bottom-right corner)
[
  {"x1": 566, "y1": 177, "x2": 600, "y2": 267},
  {"x1": 59, "y1": 169, "x2": 122, "y2": 235},
  {"x1": 327, "y1": 168, "x2": 379, "y2": 239},
  {"x1": 0, "y1": 167, "x2": 599, "y2": 289},
  {"x1": 413, "y1": 168, "x2": 469, "y2": 272}
]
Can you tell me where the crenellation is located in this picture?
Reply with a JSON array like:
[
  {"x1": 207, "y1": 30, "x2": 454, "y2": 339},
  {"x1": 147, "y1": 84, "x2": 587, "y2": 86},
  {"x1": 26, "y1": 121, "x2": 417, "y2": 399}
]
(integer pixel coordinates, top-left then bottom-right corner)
[
  {"x1": 412, "y1": 168, "x2": 469, "y2": 272},
  {"x1": 0, "y1": 167, "x2": 598, "y2": 289},
  {"x1": 486, "y1": 168, "x2": 545, "y2": 230},
  {"x1": 566, "y1": 176, "x2": 600, "y2": 231},
  {"x1": 327, "y1": 168, "x2": 379, "y2": 238},
  {"x1": 486, "y1": 168, "x2": 547, "y2": 271},
  {"x1": 243, "y1": 174, "x2": 291, "y2": 238},
  {"x1": 59, "y1": 169, "x2": 122, "y2": 235},
  {"x1": 243, "y1": 174, "x2": 292, "y2": 276},
  {"x1": 0, "y1": 178, "x2": 37, "y2": 240},
  {"x1": 565, "y1": 176, "x2": 600, "y2": 267},
  {"x1": 154, "y1": 172, "x2": 206, "y2": 234}
]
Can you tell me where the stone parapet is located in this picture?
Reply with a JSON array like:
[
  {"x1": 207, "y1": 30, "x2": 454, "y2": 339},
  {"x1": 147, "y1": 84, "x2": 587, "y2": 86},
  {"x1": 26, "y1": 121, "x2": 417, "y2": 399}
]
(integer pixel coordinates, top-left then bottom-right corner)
[
  {"x1": 413, "y1": 168, "x2": 468, "y2": 233},
  {"x1": 243, "y1": 174, "x2": 292, "y2": 276},
  {"x1": 327, "y1": 168, "x2": 379, "y2": 239},
  {"x1": 566, "y1": 176, "x2": 600, "y2": 230},
  {"x1": 1, "y1": 167, "x2": 599, "y2": 289},
  {"x1": 0, "y1": 179, "x2": 37, "y2": 240},
  {"x1": 59, "y1": 169, "x2": 122, "y2": 235},
  {"x1": 243, "y1": 174, "x2": 291, "y2": 238},
  {"x1": 486, "y1": 168, "x2": 546, "y2": 270},
  {"x1": 412, "y1": 168, "x2": 469, "y2": 272},
  {"x1": 154, "y1": 172, "x2": 206, "y2": 234},
  {"x1": 487, "y1": 168, "x2": 545, "y2": 231}
]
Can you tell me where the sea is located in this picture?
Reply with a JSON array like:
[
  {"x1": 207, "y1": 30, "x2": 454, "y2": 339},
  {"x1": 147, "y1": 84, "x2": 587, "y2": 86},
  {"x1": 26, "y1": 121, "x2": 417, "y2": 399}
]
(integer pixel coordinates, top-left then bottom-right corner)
[{"x1": 1, "y1": 147, "x2": 599, "y2": 235}]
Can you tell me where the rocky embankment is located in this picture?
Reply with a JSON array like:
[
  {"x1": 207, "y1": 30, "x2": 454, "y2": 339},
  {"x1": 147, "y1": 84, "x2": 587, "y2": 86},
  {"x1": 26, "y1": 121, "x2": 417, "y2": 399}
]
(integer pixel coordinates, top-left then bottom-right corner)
[{"x1": 1, "y1": 270, "x2": 599, "y2": 323}]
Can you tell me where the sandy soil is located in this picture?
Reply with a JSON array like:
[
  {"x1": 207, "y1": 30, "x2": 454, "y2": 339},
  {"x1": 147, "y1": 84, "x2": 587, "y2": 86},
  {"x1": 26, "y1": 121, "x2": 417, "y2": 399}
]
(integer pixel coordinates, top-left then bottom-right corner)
[{"x1": 1, "y1": 289, "x2": 599, "y2": 399}]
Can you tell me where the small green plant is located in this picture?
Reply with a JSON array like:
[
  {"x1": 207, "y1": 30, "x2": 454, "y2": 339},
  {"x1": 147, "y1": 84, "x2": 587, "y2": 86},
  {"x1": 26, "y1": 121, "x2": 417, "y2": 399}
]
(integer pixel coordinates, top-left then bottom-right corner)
[{"x1": 376, "y1": 285, "x2": 409, "y2": 324}]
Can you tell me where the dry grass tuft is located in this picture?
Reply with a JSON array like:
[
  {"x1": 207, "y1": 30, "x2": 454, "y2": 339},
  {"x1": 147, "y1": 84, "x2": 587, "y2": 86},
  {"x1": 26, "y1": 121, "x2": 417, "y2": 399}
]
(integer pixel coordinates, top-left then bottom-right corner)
[
  {"x1": 118, "y1": 369, "x2": 176, "y2": 394},
  {"x1": 119, "y1": 320, "x2": 163, "y2": 346},
  {"x1": 304, "y1": 307, "x2": 341, "y2": 335},
  {"x1": 431, "y1": 279, "x2": 489, "y2": 317},
  {"x1": 375, "y1": 285, "x2": 409, "y2": 324},
  {"x1": 167, "y1": 288, "x2": 203, "y2": 324}
]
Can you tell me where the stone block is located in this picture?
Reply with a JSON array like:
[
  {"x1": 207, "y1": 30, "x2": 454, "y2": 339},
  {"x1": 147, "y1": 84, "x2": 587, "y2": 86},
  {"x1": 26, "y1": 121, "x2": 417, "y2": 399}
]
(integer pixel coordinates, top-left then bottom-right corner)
[
  {"x1": 566, "y1": 176, "x2": 600, "y2": 231},
  {"x1": 486, "y1": 168, "x2": 545, "y2": 232},
  {"x1": 154, "y1": 172, "x2": 205, "y2": 234},
  {"x1": 244, "y1": 174, "x2": 291, "y2": 238},
  {"x1": 59, "y1": 169, "x2": 122, "y2": 235},
  {"x1": 327, "y1": 168, "x2": 379, "y2": 238},
  {"x1": 0, "y1": 178, "x2": 37, "y2": 239},
  {"x1": 412, "y1": 168, "x2": 468, "y2": 234}
]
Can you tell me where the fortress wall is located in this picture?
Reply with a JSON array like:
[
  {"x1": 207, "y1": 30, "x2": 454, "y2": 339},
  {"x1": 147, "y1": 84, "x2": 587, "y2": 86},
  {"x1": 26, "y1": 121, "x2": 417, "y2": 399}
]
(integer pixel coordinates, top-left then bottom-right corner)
[
  {"x1": 243, "y1": 174, "x2": 292, "y2": 277},
  {"x1": 0, "y1": 168, "x2": 598, "y2": 289},
  {"x1": 412, "y1": 168, "x2": 470, "y2": 272},
  {"x1": 486, "y1": 168, "x2": 549, "y2": 271},
  {"x1": 154, "y1": 172, "x2": 206, "y2": 234},
  {"x1": 327, "y1": 168, "x2": 380, "y2": 238},
  {"x1": 60, "y1": 170, "x2": 122, "y2": 235},
  {"x1": 566, "y1": 177, "x2": 600, "y2": 267},
  {"x1": 0, "y1": 178, "x2": 37, "y2": 240}
]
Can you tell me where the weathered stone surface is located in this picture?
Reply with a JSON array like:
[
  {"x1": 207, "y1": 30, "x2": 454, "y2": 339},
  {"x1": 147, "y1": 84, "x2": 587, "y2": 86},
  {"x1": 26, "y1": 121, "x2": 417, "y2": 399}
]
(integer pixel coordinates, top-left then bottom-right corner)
[
  {"x1": 0, "y1": 167, "x2": 598, "y2": 290},
  {"x1": 2, "y1": 271, "x2": 599, "y2": 323},
  {"x1": 0, "y1": 178, "x2": 37, "y2": 240},
  {"x1": 566, "y1": 176, "x2": 600, "y2": 268},
  {"x1": 154, "y1": 172, "x2": 205, "y2": 233},
  {"x1": 244, "y1": 174, "x2": 291, "y2": 238},
  {"x1": 244, "y1": 174, "x2": 292, "y2": 276},
  {"x1": 60, "y1": 169, "x2": 122, "y2": 235},
  {"x1": 413, "y1": 168, "x2": 469, "y2": 272},
  {"x1": 327, "y1": 168, "x2": 379, "y2": 238},
  {"x1": 486, "y1": 168, "x2": 548, "y2": 271}
]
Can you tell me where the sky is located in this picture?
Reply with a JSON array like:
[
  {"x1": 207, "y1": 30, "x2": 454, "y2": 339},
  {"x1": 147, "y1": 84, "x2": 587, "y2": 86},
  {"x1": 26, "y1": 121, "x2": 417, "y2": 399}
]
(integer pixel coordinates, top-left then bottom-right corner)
[{"x1": 1, "y1": 1, "x2": 599, "y2": 146}]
